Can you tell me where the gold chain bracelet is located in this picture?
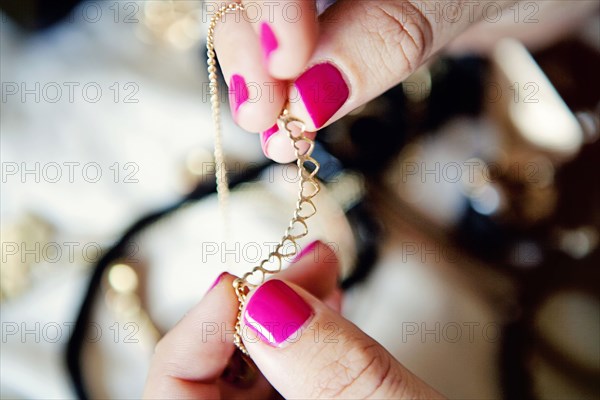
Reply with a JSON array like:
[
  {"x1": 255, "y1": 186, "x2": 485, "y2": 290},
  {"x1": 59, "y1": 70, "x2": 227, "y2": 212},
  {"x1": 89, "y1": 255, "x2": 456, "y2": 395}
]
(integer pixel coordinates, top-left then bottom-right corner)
[{"x1": 206, "y1": 2, "x2": 321, "y2": 355}]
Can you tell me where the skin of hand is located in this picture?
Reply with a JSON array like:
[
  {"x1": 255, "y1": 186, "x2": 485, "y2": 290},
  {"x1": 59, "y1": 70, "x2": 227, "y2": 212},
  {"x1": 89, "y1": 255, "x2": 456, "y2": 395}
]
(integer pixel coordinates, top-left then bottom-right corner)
[
  {"x1": 143, "y1": 241, "x2": 445, "y2": 399},
  {"x1": 212, "y1": 0, "x2": 598, "y2": 163}
]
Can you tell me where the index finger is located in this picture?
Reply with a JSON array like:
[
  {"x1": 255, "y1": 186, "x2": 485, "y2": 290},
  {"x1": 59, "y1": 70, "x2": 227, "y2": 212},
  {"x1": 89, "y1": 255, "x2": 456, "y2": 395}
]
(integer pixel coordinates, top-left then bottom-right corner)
[{"x1": 242, "y1": 0, "x2": 319, "y2": 79}]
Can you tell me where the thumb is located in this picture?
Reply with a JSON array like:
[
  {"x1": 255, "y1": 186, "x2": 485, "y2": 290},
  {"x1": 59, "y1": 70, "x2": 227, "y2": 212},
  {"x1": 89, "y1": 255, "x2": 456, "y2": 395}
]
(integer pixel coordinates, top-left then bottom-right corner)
[
  {"x1": 262, "y1": 0, "x2": 517, "y2": 162},
  {"x1": 286, "y1": 0, "x2": 519, "y2": 131},
  {"x1": 240, "y1": 279, "x2": 444, "y2": 399}
]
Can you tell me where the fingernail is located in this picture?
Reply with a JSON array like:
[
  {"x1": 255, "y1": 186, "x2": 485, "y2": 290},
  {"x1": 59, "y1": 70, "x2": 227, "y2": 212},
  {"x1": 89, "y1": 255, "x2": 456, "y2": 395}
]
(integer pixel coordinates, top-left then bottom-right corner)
[
  {"x1": 229, "y1": 74, "x2": 249, "y2": 120},
  {"x1": 207, "y1": 272, "x2": 228, "y2": 292},
  {"x1": 260, "y1": 124, "x2": 279, "y2": 158},
  {"x1": 244, "y1": 280, "x2": 313, "y2": 347},
  {"x1": 294, "y1": 62, "x2": 349, "y2": 128},
  {"x1": 291, "y1": 240, "x2": 321, "y2": 263},
  {"x1": 260, "y1": 22, "x2": 278, "y2": 65}
]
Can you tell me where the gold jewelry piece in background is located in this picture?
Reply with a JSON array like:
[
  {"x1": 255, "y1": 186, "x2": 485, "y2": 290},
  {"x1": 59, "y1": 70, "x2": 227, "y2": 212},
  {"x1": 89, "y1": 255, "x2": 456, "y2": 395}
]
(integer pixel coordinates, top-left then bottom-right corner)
[{"x1": 206, "y1": 2, "x2": 321, "y2": 355}]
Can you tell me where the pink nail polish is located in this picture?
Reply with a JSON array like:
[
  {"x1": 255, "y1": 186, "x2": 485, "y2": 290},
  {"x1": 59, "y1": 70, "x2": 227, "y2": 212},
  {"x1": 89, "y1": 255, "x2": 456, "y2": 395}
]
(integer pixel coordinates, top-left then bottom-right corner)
[
  {"x1": 229, "y1": 74, "x2": 249, "y2": 120},
  {"x1": 260, "y1": 22, "x2": 278, "y2": 64},
  {"x1": 291, "y1": 240, "x2": 321, "y2": 263},
  {"x1": 260, "y1": 123, "x2": 279, "y2": 157},
  {"x1": 294, "y1": 63, "x2": 349, "y2": 128},
  {"x1": 208, "y1": 272, "x2": 228, "y2": 292},
  {"x1": 244, "y1": 280, "x2": 313, "y2": 346}
]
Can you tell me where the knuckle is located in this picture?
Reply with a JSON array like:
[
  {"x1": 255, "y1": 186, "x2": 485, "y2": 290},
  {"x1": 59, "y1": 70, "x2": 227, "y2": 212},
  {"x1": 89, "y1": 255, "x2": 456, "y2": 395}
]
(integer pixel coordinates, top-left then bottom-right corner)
[
  {"x1": 358, "y1": 2, "x2": 434, "y2": 80},
  {"x1": 310, "y1": 332, "x2": 395, "y2": 398}
]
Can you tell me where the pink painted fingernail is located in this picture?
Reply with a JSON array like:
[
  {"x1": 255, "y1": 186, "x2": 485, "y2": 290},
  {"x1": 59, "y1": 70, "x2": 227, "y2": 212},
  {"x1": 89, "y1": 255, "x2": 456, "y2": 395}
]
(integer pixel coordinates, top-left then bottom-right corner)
[
  {"x1": 244, "y1": 280, "x2": 313, "y2": 347},
  {"x1": 294, "y1": 63, "x2": 349, "y2": 128},
  {"x1": 260, "y1": 22, "x2": 278, "y2": 64},
  {"x1": 207, "y1": 272, "x2": 228, "y2": 292},
  {"x1": 229, "y1": 74, "x2": 249, "y2": 120},
  {"x1": 291, "y1": 240, "x2": 321, "y2": 263},
  {"x1": 260, "y1": 123, "x2": 279, "y2": 157}
]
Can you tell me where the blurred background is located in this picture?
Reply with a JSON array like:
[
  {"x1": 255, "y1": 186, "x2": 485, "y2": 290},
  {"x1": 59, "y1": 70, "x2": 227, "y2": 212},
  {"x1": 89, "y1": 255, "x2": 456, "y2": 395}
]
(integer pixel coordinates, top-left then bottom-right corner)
[{"x1": 1, "y1": 1, "x2": 599, "y2": 399}]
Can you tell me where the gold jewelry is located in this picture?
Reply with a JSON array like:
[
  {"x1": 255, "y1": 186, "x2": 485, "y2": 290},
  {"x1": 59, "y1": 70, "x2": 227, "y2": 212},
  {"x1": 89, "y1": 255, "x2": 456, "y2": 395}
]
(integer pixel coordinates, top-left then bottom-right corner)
[{"x1": 206, "y1": 3, "x2": 321, "y2": 355}]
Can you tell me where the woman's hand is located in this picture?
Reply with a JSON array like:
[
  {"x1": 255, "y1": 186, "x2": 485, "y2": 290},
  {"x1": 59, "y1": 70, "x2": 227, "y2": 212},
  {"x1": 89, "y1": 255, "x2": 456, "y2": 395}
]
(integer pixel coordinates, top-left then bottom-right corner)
[
  {"x1": 213, "y1": 0, "x2": 598, "y2": 163},
  {"x1": 143, "y1": 241, "x2": 444, "y2": 399},
  {"x1": 212, "y1": 0, "x2": 518, "y2": 163}
]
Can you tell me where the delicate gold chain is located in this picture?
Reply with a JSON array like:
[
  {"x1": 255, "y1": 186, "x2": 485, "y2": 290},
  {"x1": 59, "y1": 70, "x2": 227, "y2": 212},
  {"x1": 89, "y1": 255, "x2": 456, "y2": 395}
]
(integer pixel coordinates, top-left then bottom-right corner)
[
  {"x1": 206, "y1": 2, "x2": 231, "y2": 232},
  {"x1": 206, "y1": 2, "x2": 321, "y2": 355}
]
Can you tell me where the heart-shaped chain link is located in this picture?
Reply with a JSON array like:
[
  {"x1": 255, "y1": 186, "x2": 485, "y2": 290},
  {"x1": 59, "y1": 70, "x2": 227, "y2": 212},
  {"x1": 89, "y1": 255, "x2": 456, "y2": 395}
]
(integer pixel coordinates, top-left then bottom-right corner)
[{"x1": 207, "y1": 3, "x2": 321, "y2": 356}]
